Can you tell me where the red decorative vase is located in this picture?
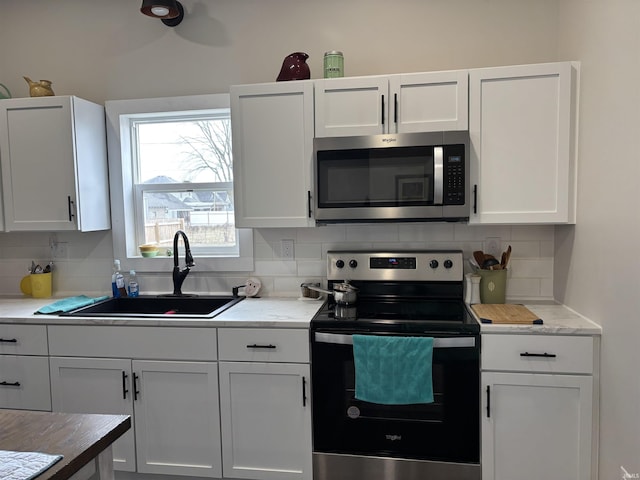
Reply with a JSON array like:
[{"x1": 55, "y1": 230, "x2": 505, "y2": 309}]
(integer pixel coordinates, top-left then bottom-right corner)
[{"x1": 276, "y1": 52, "x2": 310, "y2": 81}]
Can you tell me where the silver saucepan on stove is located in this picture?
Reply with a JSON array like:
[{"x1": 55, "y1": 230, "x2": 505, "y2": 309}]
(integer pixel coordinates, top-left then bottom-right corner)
[{"x1": 308, "y1": 281, "x2": 358, "y2": 304}]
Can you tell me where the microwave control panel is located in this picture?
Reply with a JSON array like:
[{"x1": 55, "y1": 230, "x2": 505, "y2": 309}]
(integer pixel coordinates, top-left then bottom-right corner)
[{"x1": 443, "y1": 145, "x2": 465, "y2": 205}]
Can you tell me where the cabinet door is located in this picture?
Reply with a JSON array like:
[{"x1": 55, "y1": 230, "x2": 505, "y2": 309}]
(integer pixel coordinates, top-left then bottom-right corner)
[
  {"x1": 219, "y1": 362, "x2": 312, "y2": 480},
  {"x1": 133, "y1": 360, "x2": 222, "y2": 478},
  {"x1": 389, "y1": 70, "x2": 468, "y2": 133},
  {"x1": 314, "y1": 76, "x2": 389, "y2": 137},
  {"x1": 481, "y1": 372, "x2": 593, "y2": 480},
  {"x1": 469, "y1": 62, "x2": 577, "y2": 224},
  {"x1": 231, "y1": 81, "x2": 314, "y2": 227},
  {"x1": 49, "y1": 357, "x2": 136, "y2": 472},
  {"x1": 0, "y1": 355, "x2": 51, "y2": 411},
  {"x1": 0, "y1": 96, "x2": 77, "y2": 231}
]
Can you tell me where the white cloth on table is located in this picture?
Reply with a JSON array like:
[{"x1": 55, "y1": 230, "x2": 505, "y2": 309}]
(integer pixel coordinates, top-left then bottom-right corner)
[{"x1": 0, "y1": 450, "x2": 63, "y2": 480}]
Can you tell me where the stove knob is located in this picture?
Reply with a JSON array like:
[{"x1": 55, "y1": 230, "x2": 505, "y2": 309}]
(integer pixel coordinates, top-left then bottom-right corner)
[
  {"x1": 349, "y1": 259, "x2": 358, "y2": 269},
  {"x1": 444, "y1": 259, "x2": 453, "y2": 269},
  {"x1": 429, "y1": 259, "x2": 439, "y2": 269},
  {"x1": 336, "y1": 260, "x2": 345, "y2": 269}
]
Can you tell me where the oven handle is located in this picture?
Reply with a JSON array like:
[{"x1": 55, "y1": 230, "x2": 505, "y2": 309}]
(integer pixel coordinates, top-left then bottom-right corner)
[{"x1": 313, "y1": 332, "x2": 476, "y2": 348}]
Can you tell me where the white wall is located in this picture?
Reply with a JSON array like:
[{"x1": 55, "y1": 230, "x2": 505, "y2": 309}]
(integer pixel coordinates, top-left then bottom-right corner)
[
  {"x1": 0, "y1": 0, "x2": 559, "y2": 103},
  {"x1": 3, "y1": 0, "x2": 638, "y2": 478},
  {"x1": 555, "y1": 1, "x2": 640, "y2": 478}
]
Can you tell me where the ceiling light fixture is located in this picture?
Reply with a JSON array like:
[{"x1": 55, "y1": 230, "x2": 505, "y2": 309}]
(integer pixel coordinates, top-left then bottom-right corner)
[{"x1": 140, "y1": 0, "x2": 185, "y2": 27}]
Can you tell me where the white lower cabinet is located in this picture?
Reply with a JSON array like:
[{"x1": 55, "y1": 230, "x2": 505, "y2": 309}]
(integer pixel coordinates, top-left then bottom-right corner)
[
  {"x1": 481, "y1": 334, "x2": 598, "y2": 480},
  {"x1": 46, "y1": 324, "x2": 312, "y2": 480},
  {"x1": 49, "y1": 357, "x2": 136, "y2": 471},
  {"x1": 0, "y1": 324, "x2": 50, "y2": 411},
  {"x1": 48, "y1": 325, "x2": 222, "y2": 478},
  {"x1": 482, "y1": 372, "x2": 593, "y2": 480},
  {"x1": 218, "y1": 328, "x2": 312, "y2": 480}
]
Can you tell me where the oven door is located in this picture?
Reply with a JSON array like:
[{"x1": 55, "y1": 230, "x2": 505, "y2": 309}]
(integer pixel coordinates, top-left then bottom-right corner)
[{"x1": 311, "y1": 331, "x2": 479, "y2": 463}]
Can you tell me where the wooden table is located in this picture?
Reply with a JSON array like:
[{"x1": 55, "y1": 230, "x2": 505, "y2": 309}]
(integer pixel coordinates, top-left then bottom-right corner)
[{"x1": 0, "y1": 409, "x2": 130, "y2": 480}]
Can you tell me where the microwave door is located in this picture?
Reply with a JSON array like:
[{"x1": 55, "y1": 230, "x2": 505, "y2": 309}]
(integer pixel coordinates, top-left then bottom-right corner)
[{"x1": 316, "y1": 146, "x2": 436, "y2": 207}]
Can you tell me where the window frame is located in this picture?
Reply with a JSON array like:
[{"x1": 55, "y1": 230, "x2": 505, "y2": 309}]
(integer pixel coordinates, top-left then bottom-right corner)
[{"x1": 105, "y1": 94, "x2": 253, "y2": 273}]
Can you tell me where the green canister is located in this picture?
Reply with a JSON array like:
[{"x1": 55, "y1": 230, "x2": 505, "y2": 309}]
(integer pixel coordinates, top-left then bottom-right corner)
[{"x1": 324, "y1": 51, "x2": 344, "y2": 78}]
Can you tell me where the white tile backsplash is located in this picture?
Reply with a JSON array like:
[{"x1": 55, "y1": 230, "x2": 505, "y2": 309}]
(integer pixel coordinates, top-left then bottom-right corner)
[{"x1": 0, "y1": 224, "x2": 555, "y2": 300}]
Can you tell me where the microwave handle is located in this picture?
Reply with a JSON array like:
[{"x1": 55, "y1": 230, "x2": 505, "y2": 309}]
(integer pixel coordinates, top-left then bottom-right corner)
[
  {"x1": 434, "y1": 146, "x2": 443, "y2": 205},
  {"x1": 381, "y1": 94, "x2": 385, "y2": 126},
  {"x1": 394, "y1": 93, "x2": 398, "y2": 124}
]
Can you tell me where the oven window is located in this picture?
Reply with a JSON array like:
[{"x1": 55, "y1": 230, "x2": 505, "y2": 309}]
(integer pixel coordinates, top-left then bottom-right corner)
[{"x1": 316, "y1": 146, "x2": 435, "y2": 208}]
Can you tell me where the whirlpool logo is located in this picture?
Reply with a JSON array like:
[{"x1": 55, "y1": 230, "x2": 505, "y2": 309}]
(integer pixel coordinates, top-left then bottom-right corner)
[
  {"x1": 381, "y1": 137, "x2": 397, "y2": 144},
  {"x1": 385, "y1": 434, "x2": 402, "y2": 441}
]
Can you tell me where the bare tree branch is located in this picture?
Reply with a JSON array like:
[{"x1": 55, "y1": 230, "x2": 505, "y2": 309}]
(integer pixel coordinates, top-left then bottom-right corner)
[{"x1": 179, "y1": 119, "x2": 233, "y2": 182}]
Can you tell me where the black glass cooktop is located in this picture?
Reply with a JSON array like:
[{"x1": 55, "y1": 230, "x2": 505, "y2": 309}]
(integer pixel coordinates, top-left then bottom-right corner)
[{"x1": 311, "y1": 297, "x2": 480, "y2": 334}]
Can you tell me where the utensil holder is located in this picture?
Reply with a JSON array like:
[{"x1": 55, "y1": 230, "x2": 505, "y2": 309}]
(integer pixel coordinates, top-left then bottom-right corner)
[
  {"x1": 477, "y1": 269, "x2": 507, "y2": 304},
  {"x1": 28, "y1": 272, "x2": 52, "y2": 298}
]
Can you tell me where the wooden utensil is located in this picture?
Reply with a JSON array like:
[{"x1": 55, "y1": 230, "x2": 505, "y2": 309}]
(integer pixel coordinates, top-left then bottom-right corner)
[
  {"x1": 473, "y1": 251, "x2": 485, "y2": 267},
  {"x1": 503, "y1": 245, "x2": 512, "y2": 268}
]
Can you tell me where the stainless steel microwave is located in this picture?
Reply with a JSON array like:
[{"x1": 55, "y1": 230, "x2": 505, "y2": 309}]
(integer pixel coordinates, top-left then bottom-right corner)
[{"x1": 313, "y1": 131, "x2": 470, "y2": 223}]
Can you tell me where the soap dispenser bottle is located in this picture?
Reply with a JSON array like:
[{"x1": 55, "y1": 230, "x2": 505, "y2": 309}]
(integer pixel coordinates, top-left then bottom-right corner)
[
  {"x1": 128, "y1": 270, "x2": 139, "y2": 297},
  {"x1": 112, "y1": 260, "x2": 127, "y2": 298}
]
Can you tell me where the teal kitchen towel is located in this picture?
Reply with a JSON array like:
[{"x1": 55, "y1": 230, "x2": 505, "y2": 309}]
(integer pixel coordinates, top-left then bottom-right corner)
[
  {"x1": 352, "y1": 334, "x2": 434, "y2": 405},
  {"x1": 35, "y1": 295, "x2": 110, "y2": 314}
]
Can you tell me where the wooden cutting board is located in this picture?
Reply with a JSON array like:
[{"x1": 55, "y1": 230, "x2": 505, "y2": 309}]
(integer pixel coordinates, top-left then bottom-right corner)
[{"x1": 471, "y1": 304, "x2": 543, "y2": 324}]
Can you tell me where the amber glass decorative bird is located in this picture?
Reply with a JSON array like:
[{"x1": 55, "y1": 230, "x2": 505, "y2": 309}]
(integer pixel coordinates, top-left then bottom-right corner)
[{"x1": 23, "y1": 76, "x2": 55, "y2": 97}]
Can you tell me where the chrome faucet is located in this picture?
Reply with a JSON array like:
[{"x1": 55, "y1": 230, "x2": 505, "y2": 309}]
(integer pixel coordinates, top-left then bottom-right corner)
[{"x1": 172, "y1": 230, "x2": 195, "y2": 296}]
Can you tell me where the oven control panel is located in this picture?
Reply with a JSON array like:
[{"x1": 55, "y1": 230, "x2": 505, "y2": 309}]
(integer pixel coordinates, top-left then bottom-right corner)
[{"x1": 327, "y1": 250, "x2": 463, "y2": 282}]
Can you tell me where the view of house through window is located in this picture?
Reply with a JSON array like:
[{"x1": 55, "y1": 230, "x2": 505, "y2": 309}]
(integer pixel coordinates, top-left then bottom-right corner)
[{"x1": 132, "y1": 112, "x2": 237, "y2": 255}]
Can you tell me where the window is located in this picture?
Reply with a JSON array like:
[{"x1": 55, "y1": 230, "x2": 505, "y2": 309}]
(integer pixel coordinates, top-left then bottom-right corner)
[{"x1": 105, "y1": 94, "x2": 253, "y2": 272}]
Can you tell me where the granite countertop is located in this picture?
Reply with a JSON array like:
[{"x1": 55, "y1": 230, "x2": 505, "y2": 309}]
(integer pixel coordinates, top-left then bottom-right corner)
[
  {"x1": 471, "y1": 303, "x2": 602, "y2": 335},
  {"x1": 0, "y1": 296, "x2": 325, "y2": 328}
]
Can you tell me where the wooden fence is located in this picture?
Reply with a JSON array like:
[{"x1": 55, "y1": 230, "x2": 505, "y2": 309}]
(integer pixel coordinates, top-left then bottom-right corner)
[
  {"x1": 145, "y1": 220, "x2": 185, "y2": 246},
  {"x1": 144, "y1": 219, "x2": 235, "y2": 247}
]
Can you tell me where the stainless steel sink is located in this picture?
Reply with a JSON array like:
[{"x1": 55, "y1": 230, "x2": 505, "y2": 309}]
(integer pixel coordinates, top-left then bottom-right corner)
[{"x1": 61, "y1": 295, "x2": 243, "y2": 318}]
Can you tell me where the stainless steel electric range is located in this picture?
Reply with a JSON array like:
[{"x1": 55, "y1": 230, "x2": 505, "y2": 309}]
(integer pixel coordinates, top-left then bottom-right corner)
[{"x1": 311, "y1": 250, "x2": 480, "y2": 480}]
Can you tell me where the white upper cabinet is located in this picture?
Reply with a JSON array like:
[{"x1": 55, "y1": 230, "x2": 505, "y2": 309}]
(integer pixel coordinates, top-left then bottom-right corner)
[
  {"x1": 469, "y1": 62, "x2": 578, "y2": 224},
  {"x1": 0, "y1": 95, "x2": 110, "y2": 232},
  {"x1": 314, "y1": 70, "x2": 468, "y2": 137},
  {"x1": 231, "y1": 81, "x2": 315, "y2": 228}
]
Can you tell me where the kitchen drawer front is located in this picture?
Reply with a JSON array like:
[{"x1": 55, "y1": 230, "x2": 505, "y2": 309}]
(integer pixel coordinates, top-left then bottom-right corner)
[
  {"x1": 48, "y1": 325, "x2": 217, "y2": 360},
  {"x1": 0, "y1": 324, "x2": 48, "y2": 355},
  {"x1": 482, "y1": 334, "x2": 594, "y2": 374},
  {"x1": 218, "y1": 328, "x2": 309, "y2": 363},
  {"x1": 0, "y1": 355, "x2": 51, "y2": 410}
]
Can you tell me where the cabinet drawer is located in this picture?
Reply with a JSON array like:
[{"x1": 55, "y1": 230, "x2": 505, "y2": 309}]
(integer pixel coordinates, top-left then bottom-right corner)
[
  {"x1": 0, "y1": 355, "x2": 51, "y2": 410},
  {"x1": 482, "y1": 334, "x2": 593, "y2": 374},
  {"x1": 48, "y1": 325, "x2": 217, "y2": 360},
  {"x1": 218, "y1": 328, "x2": 309, "y2": 363},
  {"x1": 0, "y1": 324, "x2": 48, "y2": 355}
]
